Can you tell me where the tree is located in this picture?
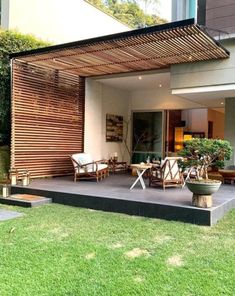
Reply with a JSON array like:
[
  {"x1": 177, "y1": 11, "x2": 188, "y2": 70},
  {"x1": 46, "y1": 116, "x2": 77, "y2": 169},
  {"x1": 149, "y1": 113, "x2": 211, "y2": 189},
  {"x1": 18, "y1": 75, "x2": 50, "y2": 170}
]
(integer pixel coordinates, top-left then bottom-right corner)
[
  {"x1": 0, "y1": 29, "x2": 50, "y2": 145},
  {"x1": 87, "y1": 0, "x2": 166, "y2": 28},
  {"x1": 179, "y1": 138, "x2": 232, "y2": 180},
  {"x1": 137, "y1": 0, "x2": 160, "y2": 26}
]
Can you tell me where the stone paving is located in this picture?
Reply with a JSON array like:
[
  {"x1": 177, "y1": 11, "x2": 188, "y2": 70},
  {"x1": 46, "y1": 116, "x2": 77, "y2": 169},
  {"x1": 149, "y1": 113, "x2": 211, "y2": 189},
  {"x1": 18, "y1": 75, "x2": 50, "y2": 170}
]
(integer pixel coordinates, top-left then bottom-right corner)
[{"x1": 0, "y1": 208, "x2": 23, "y2": 221}]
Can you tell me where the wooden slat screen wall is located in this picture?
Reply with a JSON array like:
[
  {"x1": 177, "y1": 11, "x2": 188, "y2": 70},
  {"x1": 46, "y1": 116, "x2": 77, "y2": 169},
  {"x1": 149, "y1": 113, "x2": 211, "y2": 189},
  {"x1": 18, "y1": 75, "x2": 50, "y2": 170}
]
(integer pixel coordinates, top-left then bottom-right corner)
[{"x1": 11, "y1": 60, "x2": 85, "y2": 178}]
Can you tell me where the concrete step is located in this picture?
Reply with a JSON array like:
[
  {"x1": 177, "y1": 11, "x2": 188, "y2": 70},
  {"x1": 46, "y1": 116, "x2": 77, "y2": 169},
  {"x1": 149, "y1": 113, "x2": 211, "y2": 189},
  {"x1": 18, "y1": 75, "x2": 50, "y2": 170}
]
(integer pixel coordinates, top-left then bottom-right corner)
[{"x1": 0, "y1": 194, "x2": 52, "y2": 207}]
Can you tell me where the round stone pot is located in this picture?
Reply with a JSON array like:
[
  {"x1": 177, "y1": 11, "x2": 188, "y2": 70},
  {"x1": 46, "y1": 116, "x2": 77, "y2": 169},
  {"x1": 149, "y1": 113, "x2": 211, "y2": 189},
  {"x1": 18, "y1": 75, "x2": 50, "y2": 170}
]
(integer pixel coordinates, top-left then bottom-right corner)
[{"x1": 186, "y1": 180, "x2": 222, "y2": 208}]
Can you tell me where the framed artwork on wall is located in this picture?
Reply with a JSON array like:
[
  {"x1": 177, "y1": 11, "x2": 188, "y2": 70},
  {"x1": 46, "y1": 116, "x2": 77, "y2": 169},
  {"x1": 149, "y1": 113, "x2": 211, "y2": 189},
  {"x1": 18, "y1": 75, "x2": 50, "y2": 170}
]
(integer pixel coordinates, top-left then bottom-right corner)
[{"x1": 106, "y1": 114, "x2": 123, "y2": 142}]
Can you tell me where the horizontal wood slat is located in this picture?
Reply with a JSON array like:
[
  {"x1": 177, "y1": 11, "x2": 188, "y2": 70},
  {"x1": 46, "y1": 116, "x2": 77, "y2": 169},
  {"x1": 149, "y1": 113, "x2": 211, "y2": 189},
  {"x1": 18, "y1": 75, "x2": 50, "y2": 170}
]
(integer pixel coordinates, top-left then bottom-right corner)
[
  {"x1": 15, "y1": 23, "x2": 229, "y2": 77},
  {"x1": 11, "y1": 61, "x2": 85, "y2": 178}
]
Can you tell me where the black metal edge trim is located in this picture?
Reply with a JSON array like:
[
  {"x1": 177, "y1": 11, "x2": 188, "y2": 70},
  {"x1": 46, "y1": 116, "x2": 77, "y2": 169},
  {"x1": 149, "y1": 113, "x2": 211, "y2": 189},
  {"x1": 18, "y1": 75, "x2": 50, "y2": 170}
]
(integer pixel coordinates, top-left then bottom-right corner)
[{"x1": 9, "y1": 19, "x2": 196, "y2": 59}]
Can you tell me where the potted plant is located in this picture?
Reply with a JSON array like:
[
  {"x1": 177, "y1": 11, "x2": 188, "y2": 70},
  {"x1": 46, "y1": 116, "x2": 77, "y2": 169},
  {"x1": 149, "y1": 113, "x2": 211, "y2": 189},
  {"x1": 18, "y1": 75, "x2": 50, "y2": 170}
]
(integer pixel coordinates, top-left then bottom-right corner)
[{"x1": 179, "y1": 138, "x2": 232, "y2": 208}]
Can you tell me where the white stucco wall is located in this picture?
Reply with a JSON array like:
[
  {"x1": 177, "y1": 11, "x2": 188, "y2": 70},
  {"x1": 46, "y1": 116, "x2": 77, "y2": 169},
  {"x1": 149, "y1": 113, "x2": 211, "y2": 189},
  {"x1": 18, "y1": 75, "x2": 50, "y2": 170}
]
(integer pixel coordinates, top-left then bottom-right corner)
[
  {"x1": 84, "y1": 79, "x2": 103, "y2": 161},
  {"x1": 171, "y1": 39, "x2": 235, "y2": 90},
  {"x1": 1, "y1": 0, "x2": 129, "y2": 44},
  {"x1": 84, "y1": 79, "x2": 130, "y2": 162},
  {"x1": 130, "y1": 88, "x2": 206, "y2": 111}
]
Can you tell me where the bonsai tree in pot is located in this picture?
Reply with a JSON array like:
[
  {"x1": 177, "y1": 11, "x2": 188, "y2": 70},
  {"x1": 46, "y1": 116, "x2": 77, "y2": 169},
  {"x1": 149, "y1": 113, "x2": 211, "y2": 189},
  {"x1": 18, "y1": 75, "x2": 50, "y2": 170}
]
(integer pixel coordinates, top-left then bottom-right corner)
[{"x1": 179, "y1": 138, "x2": 232, "y2": 208}]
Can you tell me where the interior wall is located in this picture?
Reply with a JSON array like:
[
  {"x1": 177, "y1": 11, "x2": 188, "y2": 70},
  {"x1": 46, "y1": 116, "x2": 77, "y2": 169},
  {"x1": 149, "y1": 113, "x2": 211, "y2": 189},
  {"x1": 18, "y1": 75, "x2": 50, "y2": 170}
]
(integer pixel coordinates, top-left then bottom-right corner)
[
  {"x1": 208, "y1": 109, "x2": 225, "y2": 139},
  {"x1": 101, "y1": 85, "x2": 131, "y2": 162},
  {"x1": 168, "y1": 110, "x2": 182, "y2": 152},
  {"x1": 181, "y1": 108, "x2": 225, "y2": 139},
  {"x1": 85, "y1": 80, "x2": 130, "y2": 162},
  {"x1": 181, "y1": 109, "x2": 208, "y2": 136}
]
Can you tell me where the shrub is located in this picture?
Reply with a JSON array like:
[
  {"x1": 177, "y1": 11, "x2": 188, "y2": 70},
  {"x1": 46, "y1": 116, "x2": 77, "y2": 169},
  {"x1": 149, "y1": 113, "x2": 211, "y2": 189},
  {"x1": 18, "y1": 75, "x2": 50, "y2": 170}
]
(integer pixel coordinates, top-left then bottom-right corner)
[
  {"x1": 179, "y1": 138, "x2": 232, "y2": 179},
  {"x1": 0, "y1": 29, "x2": 50, "y2": 144}
]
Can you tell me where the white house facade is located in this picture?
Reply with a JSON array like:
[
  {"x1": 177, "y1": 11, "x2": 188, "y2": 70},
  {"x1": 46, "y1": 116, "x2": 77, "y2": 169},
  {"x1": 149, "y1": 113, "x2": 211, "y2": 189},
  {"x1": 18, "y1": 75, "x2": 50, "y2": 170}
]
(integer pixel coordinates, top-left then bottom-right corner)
[{"x1": 0, "y1": 0, "x2": 129, "y2": 44}]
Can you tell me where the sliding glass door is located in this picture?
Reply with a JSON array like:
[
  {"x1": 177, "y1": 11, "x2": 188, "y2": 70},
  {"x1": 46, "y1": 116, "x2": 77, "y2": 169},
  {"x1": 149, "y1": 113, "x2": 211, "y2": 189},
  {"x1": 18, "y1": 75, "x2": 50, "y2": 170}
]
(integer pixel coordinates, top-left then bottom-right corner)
[{"x1": 132, "y1": 111, "x2": 163, "y2": 163}]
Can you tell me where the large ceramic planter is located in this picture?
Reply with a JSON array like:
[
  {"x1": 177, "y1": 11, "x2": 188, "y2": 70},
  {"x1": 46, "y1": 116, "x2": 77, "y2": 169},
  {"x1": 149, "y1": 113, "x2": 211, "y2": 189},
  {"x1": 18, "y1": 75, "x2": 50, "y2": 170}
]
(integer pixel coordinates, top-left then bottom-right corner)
[{"x1": 186, "y1": 180, "x2": 222, "y2": 208}]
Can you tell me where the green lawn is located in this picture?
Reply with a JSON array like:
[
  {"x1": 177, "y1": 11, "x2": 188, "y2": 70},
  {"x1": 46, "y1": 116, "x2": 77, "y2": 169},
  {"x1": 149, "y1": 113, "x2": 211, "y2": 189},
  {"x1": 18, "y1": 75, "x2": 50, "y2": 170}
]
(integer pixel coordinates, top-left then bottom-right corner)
[{"x1": 0, "y1": 204, "x2": 234, "y2": 296}]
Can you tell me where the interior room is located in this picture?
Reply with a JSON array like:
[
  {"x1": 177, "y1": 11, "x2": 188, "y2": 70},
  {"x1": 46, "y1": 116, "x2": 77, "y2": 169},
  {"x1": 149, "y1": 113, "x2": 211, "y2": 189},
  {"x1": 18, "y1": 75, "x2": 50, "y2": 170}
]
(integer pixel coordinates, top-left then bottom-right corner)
[{"x1": 85, "y1": 70, "x2": 225, "y2": 163}]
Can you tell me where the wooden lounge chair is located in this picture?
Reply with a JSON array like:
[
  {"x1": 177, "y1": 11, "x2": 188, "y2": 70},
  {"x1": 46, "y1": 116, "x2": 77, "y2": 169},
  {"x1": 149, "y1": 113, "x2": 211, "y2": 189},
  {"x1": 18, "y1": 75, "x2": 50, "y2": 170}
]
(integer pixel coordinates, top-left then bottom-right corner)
[
  {"x1": 149, "y1": 157, "x2": 184, "y2": 190},
  {"x1": 70, "y1": 153, "x2": 109, "y2": 182}
]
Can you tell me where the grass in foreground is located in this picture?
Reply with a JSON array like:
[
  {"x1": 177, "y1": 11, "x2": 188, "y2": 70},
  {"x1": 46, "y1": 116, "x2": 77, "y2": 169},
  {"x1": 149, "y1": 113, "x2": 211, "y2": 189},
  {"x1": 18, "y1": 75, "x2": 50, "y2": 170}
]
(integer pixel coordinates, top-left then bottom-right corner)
[{"x1": 0, "y1": 204, "x2": 234, "y2": 296}]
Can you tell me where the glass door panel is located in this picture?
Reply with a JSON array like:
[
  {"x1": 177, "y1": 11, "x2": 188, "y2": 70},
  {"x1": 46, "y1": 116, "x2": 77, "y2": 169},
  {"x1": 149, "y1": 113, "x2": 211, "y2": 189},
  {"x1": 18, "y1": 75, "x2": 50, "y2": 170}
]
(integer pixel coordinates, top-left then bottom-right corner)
[{"x1": 132, "y1": 111, "x2": 163, "y2": 163}]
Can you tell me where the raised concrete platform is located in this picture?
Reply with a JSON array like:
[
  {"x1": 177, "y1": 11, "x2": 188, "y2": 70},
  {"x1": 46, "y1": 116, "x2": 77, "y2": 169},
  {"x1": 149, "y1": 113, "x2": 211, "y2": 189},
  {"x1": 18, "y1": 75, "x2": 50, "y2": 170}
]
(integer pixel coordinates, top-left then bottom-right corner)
[
  {"x1": 0, "y1": 209, "x2": 23, "y2": 221},
  {"x1": 0, "y1": 194, "x2": 52, "y2": 207},
  {"x1": 11, "y1": 175, "x2": 235, "y2": 226}
]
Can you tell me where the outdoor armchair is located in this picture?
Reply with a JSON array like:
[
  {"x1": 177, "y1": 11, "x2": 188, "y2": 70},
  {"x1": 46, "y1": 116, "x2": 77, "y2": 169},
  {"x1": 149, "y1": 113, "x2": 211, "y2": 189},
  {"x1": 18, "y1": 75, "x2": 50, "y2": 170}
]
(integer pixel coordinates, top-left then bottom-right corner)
[
  {"x1": 149, "y1": 157, "x2": 184, "y2": 190},
  {"x1": 70, "y1": 153, "x2": 109, "y2": 182}
]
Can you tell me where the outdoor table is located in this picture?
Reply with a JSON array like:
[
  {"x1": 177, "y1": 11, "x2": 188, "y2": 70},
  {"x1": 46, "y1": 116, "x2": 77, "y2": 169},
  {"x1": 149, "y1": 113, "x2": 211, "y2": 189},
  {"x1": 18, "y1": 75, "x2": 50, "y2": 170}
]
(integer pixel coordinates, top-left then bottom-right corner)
[
  {"x1": 130, "y1": 164, "x2": 152, "y2": 190},
  {"x1": 108, "y1": 160, "x2": 127, "y2": 174}
]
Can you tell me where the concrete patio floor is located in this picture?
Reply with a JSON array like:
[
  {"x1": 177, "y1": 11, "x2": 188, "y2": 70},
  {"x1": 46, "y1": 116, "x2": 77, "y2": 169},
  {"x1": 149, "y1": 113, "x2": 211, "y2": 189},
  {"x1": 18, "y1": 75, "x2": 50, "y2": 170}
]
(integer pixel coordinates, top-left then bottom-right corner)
[{"x1": 11, "y1": 174, "x2": 235, "y2": 226}]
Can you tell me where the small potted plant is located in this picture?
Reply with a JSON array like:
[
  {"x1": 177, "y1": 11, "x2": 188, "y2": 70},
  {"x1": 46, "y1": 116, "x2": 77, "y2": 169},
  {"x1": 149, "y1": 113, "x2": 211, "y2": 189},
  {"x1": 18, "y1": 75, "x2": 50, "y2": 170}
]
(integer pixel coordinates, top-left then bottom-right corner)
[{"x1": 179, "y1": 138, "x2": 232, "y2": 208}]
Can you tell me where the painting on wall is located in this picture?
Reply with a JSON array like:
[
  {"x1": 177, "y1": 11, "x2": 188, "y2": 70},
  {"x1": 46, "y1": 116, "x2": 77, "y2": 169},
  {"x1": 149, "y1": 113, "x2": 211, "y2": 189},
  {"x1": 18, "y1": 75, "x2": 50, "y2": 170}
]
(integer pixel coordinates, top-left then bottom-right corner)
[{"x1": 106, "y1": 114, "x2": 123, "y2": 142}]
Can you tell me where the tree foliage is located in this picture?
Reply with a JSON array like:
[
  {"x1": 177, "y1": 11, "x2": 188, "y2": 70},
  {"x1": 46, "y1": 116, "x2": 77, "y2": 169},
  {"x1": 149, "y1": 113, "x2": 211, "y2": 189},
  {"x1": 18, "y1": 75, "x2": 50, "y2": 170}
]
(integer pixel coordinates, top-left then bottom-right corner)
[
  {"x1": 0, "y1": 29, "x2": 50, "y2": 144},
  {"x1": 87, "y1": 0, "x2": 166, "y2": 28},
  {"x1": 179, "y1": 138, "x2": 233, "y2": 179}
]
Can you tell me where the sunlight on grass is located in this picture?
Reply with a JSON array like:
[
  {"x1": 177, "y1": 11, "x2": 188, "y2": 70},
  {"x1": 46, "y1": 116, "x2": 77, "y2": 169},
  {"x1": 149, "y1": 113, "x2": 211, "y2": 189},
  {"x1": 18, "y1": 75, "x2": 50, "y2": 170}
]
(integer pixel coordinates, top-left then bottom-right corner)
[{"x1": 0, "y1": 204, "x2": 234, "y2": 296}]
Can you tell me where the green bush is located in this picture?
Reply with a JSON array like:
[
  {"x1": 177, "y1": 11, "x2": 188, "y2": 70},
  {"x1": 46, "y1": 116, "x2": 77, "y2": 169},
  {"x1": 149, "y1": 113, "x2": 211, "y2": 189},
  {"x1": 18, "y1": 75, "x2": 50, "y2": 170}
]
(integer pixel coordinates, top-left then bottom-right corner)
[
  {"x1": 179, "y1": 138, "x2": 233, "y2": 179},
  {"x1": 0, "y1": 29, "x2": 50, "y2": 144},
  {"x1": 0, "y1": 145, "x2": 10, "y2": 180}
]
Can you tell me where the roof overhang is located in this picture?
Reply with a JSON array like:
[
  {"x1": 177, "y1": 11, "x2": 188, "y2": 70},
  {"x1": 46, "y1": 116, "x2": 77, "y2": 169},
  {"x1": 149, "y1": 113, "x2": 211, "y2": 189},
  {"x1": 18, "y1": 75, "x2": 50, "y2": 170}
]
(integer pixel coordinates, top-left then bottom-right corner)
[{"x1": 10, "y1": 18, "x2": 230, "y2": 77}]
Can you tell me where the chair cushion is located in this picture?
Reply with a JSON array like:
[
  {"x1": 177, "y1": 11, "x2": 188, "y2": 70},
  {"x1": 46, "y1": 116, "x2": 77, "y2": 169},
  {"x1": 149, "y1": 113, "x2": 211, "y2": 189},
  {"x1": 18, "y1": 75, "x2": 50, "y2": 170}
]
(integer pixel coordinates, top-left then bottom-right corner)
[
  {"x1": 72, "y1": 153, "x2": 93, "y2": 165},
  {"x1": 71, "y1": 153, "x2": 108, "y2": 174},
  {"x1": 77, "y1": 163, "x2": 108, "y2": 174},
  {"x1": 98, "y1": 164, "x2": 108, "y2": 171}
]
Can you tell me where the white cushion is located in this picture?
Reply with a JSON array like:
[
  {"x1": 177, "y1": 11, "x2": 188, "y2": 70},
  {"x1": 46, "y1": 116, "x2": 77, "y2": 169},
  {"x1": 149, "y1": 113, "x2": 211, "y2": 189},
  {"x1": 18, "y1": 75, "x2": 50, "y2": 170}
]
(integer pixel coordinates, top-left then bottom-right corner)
[
  {"x1": 98, "y1": 164, "x2": 108, "y2": 171},
  {"x1": 77, "y1": 163, "x2": 108, "y2": 174},
  {"x1": 71, "y1": 153, "x2": 108, "y2": 173},
  {"x1": 72, "y1": 153, "x2": 93, "y2": 165}
]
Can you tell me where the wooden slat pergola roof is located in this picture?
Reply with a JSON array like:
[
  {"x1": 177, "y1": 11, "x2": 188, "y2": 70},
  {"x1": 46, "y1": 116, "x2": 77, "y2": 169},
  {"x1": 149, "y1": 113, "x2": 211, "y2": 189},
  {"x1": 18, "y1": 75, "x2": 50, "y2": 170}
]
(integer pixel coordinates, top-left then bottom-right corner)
[{"x1": 10, "y1": 19, "x2": 229, "y2": 77}]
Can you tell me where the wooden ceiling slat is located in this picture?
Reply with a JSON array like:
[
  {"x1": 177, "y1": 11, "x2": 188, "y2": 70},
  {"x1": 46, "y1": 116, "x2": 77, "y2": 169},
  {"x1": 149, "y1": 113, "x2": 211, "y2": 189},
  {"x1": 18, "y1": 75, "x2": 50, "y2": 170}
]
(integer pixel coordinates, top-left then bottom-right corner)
[{"x1": 13, "y1": 24, "x2": 229, "y2": 77}]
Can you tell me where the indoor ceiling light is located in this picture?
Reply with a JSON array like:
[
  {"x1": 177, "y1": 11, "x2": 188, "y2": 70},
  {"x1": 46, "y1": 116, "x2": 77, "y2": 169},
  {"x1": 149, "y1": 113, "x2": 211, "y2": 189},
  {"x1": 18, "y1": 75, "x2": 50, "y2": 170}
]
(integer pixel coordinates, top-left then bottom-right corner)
[
  {"x1": 188, "y1": 55, "x2": 192, "y2": 61},
  {"x1": 138, "y1": 76, "x2": 142, "y2": 80},
  {"x1": 159, "y1": 83, "x2": 162, "y2": 88},
  {"x1": 221, "y1": 102, "x2": 224, "y2": 105}
]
